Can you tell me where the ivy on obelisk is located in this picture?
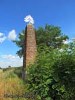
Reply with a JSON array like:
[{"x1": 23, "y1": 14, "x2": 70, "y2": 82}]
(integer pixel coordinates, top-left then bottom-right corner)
[{"x1": 22, "y1": 15, "x2": 37, "y2": 79}]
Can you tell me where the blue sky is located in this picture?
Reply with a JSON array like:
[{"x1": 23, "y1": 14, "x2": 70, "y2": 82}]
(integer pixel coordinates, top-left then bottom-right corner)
[{"x1": 0, "y1": 0, "x2": 75, "y2": 67}]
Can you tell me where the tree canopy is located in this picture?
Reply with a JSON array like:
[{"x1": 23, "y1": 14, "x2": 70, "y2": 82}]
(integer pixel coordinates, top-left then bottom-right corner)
[{"x1": 14, "y1": 24, "x2": 68, "y2": 57}]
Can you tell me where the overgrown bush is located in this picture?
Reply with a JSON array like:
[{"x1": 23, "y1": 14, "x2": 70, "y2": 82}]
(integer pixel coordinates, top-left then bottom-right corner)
[{"x1": 28, "y1": 44, "x2": 75, "y2": 100}]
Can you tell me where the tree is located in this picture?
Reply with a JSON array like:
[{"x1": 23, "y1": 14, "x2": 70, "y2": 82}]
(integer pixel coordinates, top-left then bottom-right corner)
[
  {"x1": 36, "y1": 25, "x2": 68, "y2": 48},
  {"x1": 14, "y1": 24, "x2": 68, "y2": 57},
  {"x1": 13, "y1": 30, "x2": 25, "y2": 58}
]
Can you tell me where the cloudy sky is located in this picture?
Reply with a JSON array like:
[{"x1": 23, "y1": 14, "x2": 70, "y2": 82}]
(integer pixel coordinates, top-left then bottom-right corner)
[{"x1": 0, "y1": 0, "x2": 75, "y2": 68}]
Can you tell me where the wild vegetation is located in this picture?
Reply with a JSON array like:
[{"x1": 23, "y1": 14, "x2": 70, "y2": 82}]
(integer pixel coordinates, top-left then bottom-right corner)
[
  {"x1": 14, "y1": 24, "x2": 75, "y2": 100},
  {"x1": 28, "y1": 44, "x2": 75, "y2": 100},
  {"x1": 0, "y1": 24, "x2": 75, "y2": 100},
  {"x1": 0, "y1": 67, "x2": 32, "y2": 100}
]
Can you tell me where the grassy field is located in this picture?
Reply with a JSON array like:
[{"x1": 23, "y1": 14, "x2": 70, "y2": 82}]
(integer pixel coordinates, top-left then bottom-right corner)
[{"x1": 0, "y1": 67, "x2": 32, "y2": 100}]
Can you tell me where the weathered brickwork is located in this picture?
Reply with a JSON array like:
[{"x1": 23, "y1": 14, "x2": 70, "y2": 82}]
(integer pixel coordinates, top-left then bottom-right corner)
[{"x1": 24, "y1": 23, "x2": 37, "y2": 67}]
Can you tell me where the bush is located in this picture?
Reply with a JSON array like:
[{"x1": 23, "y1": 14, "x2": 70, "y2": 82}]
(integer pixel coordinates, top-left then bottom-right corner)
[{"x1": 28, "y1": 45, "x2": 75, "y2": 100}]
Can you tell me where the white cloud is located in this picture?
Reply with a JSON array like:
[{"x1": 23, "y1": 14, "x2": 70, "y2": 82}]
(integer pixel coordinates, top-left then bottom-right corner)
[
  {"x1": 63, "y1": 40, "x2": 68, "y2": 44},
  {"x1": 63, "y1": 40, "x2": 71, "y2": 44},
  {"x1": 0, "y1": 30, "x2": 17, "y2": 43},
  {"x1": 72, "y1": 38, "x2": 75, "y2": 41},
  {"x1": 24, "y1": 15, "x2": 34, "y2": 24},
  {"x1": 0, "y1": 54, "x2": 23, "y2": 68},
  {"x1": 0, "y1": 32, "x2": 4, "y2": 37},
  {"x1": 8, "y1": 30, "x2": 17, "y2": 41},
  {"x1": 1, "y1": 54, "x2": 18, "y2": 60},
  {"x1": 0, "y1": 36, "x2": 6, "y2": 43},
  {"x1": 0, "y1": 32, "x2": 6, "y2": 43}
]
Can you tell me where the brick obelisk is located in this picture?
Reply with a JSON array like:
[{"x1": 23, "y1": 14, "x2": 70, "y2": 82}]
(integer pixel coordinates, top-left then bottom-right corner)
[{"x1": 22, "y1": 23, "x2": 37, "y2": 79}]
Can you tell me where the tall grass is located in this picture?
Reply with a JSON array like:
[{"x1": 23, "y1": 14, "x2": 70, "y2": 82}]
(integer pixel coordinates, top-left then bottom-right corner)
[{"x1": 0, "y1": 67, "x2": 31, "y2": 100}]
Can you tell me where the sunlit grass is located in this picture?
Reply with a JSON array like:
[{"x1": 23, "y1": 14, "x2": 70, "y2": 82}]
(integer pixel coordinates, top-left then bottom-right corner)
[{"x1": 0, "y1": 67, "x2": 31, "y2": 100}]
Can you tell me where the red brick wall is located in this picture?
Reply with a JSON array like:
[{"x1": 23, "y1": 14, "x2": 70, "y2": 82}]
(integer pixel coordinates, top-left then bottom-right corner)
[{"x1": 24, "y1": 24, "x2": 37, "y2": 67}]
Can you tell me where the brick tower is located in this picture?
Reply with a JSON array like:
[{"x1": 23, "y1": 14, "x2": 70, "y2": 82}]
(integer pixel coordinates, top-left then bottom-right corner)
[{"x1": 22, "y1": 23, "x2": 37, "y2": 79}]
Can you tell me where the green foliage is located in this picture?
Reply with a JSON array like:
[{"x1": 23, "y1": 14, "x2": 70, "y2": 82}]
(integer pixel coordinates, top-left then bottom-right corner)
[
  {"x1": 14, "y1": 24, "x2": 68, "y2": 57},
  {"x1": 28, "y1": 44, "x2": 75, "y2": 100},
  {"x1": 36, "y1": 24, "x2": 68, "y2": 48},
  {"x1": 14, "y1": 30, "x2": 25, "y2": 58},
  {"x1": 52, "y1": 43, "x2": 75, "y2": 100},
  {"x1": 14, "y1": 24, "x2": 75, "y2": 100}
]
